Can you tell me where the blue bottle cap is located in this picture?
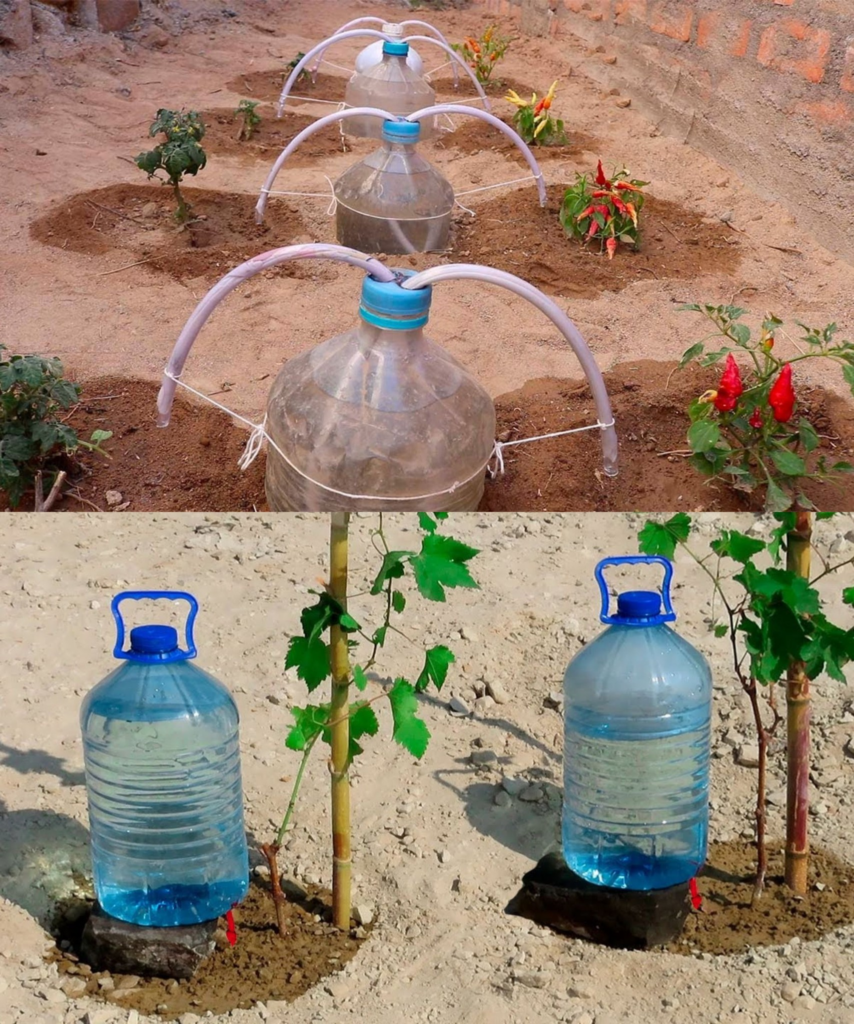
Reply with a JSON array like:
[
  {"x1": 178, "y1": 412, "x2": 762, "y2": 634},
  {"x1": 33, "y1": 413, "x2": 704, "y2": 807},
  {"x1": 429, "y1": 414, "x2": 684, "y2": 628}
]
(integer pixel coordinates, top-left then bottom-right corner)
[
  {"x1": 382, "y1": 119, "x2": 420, "y2": 145},
  {"x1": 360, "y1": 269, "x2": 432, "y2": 330},
  {"x1": 129, "y1": 624, "x2": 180, "y2": 659},
  {"x1": 616, "y1": 591, "x2": 661, "y2": 621},
  {"x1": 383, "y1": 40, "x2": 409, "y2": 57}
]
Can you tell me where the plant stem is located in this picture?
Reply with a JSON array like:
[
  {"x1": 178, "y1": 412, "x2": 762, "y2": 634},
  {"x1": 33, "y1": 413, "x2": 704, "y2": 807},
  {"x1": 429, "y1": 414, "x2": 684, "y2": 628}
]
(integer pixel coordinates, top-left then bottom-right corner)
[
  {"x1": 745, "y1": 679, "x2": 769, "y2": 903},
  {"x1": 260, "y1": 842, "x2": 288, "y2": 938},
  {"x1": 785, "y1": 510, "x2": 812, "y2": 894},
  {"x1": 172, "y1": 178, "x2": 189, "y2": 222},
  {"x1": 276, "y1": 737, "x2": 317, "y2": 847},
  {"x1": 328, "y1": 512, "x2": 352, "y2": 930}
]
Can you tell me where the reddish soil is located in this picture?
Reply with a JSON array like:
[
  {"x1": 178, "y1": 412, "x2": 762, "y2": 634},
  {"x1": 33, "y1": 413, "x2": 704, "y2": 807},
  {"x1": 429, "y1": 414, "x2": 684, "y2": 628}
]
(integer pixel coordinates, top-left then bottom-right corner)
[
  {"x1": 436, "y1": 119, "x2": 601, "y2": 161},
  {"x1": 481, "y1": 360, "x2": 854, "y2": 512},
  {"x1": 452, "y1": 186, "x2": 741, "y2": 299},
  {"x1": 30, "y1": 184, "x2": 309, "y2": 286},
  {"x1": 11, "y1": 362, "x2": 851, "y2": 514},
  {"x1": 29, "y1": 181, "x2": 738, "y2": 301},
  {"x1": 51, "y1": 880, "x2": 368, "y2": 1020},
  {"x1": 202, "y1": 108, "x2": 353, "y2": 164},
  {"x1": 669, "y1": 842, "x2": 854, "y2": 955}
]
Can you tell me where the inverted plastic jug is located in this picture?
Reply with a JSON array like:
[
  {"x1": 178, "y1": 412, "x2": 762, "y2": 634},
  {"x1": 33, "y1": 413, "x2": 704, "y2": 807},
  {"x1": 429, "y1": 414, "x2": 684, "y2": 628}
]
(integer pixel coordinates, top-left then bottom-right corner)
[
  {"x1": 80, "y1": 591, "x2": 249, "y2": 927},
  {"x1": 264, "y1": 269, "x2": 495, "y2": 510},
  {"x1": 356, "y1": 23, "x2": 424, "y2": 74},
  {"x1": 345, "y1": 40, "x2": 436, "y2": 139},
  {"x1": 562, "y1": 556, "x2": 712, "y2": 890},
  {"x1": 335, "y1": 120, "x2": 454, "y2": 254}
]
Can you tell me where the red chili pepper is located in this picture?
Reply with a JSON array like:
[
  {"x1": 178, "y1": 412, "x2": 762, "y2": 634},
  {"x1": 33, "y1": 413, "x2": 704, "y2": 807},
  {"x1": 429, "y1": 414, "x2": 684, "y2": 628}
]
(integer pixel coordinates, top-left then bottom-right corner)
[
  {"x1": 225, "y1": 909, "x2": 237, "y2": 946},
  {"x1": 587, "y1": 219, "x2": 600, "y2": 239},
  {"x1": 591, "y1": 190, "x2": 611, "y2": 198},
  {"x1": 605, "y1": 236, "x2": 618, "y2": 260},
  {"x1": 614, "y1": 181, "x2": 642, "y2": 192},
  {"x1": 595, "y1": 160, "x2": 610, "y2": 188},
  {"x1": 768, "y1": 363, "x2": 795, "y2": 422},
  {"x1": 713, "y1": 354, "x2": 743, "y2": 413},
  {"x1": 611, "y1": 196, "x2": 628, "y2": 216},
  {"x1": 577, "y1": 204, "x2": 596, "y2": 221},
  {"x1": 749, "y1": 408, "x2": 763, "y2": 429},
  {"x1": 762, "y1": 336, "x2": 774, "y2": 352}
]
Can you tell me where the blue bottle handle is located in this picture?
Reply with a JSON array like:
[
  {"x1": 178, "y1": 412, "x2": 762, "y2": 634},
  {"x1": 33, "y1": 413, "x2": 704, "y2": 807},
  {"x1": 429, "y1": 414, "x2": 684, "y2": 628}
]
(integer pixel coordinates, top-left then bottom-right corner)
[
  {"x1": 594, "y1": 556, "x2": 676, "y2": 624},
  {"x1": 111, "y1": 591, "x2": 199, "y2": 661}
]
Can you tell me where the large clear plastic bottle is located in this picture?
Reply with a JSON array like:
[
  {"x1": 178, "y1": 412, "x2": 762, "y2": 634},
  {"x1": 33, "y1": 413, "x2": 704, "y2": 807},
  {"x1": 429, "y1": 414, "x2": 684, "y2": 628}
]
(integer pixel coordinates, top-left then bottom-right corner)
[
  {"x1": 335, "y1": 119, "x2": 454, "y2": 254},
  {"x1": 344, "y1": 40, "x2": 436, "y2": 139},
  {"x1": 562, "y1": 556, "x2": 712, "y2": 890},
  {"x1": 264, "y1": 270, "x2": 495, "y2": 511},
  {"x1": 80, "y1": 591, "x2": 249, "y2": 927}
]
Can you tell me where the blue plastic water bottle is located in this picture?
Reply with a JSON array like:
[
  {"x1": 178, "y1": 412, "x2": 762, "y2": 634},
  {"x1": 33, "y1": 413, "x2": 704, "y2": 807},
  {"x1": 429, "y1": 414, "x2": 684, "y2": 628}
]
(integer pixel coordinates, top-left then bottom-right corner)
[
  {"x1": 562, "y1": 556, "x2": 712, "y2": 890},
  {"x1": 81, "y1": 591, "x2": 249, "y2": 927}
]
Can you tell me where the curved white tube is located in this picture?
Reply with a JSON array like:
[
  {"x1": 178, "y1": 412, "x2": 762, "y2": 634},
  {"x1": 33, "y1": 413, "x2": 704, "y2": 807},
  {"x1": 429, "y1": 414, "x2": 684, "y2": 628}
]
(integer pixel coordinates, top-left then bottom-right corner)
[
  {"x1": 408, "y1": 103, "x2": 547, "y2": 207},
  {"x1": 402, "y1": 37, "x2": 488, "y2": 109},
  {"x1": 311, "y1": 18, "x2": 456, "y2": 85},
  {"x1": 156, "y1": 244, "x2": 395, "y2": 427},
  {"x1": 254, "y1": 105, "x2": 398, "y2": 224},
  {"x1": 277, "y1": 30, "x2": 388, "y2": 117},
  {"x1": 400, "y1": 265, "x2": 619, "y2": 477}
]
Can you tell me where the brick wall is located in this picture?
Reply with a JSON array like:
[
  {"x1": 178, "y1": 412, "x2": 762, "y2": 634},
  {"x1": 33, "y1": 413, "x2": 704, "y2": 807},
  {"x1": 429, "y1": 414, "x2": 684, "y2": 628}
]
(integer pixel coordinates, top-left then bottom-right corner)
[{"x1": 473, "y1": 0, "x2": 854, "y2": 261}]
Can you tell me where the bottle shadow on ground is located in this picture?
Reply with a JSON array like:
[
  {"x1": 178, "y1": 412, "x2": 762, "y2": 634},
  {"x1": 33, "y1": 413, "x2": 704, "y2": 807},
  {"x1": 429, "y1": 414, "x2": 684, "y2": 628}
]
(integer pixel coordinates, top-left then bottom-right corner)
[
  {"x1": 0, "y1": 798, "x2": 91, "y2": 928},
  {"x1": 432, "y1": 765, "x2": 562, "y2": 863}
]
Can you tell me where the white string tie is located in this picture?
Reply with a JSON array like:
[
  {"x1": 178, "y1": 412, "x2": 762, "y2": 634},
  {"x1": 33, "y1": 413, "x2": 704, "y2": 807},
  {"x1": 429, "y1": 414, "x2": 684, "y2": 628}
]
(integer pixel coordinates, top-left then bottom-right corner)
[{"x1": 489, "y1": 420, "x2": 616, "y2": 478}]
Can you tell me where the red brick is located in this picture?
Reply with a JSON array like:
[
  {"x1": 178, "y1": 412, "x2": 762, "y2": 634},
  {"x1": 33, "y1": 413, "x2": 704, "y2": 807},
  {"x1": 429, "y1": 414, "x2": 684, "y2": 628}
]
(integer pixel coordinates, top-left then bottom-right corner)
[
  {"x1": 841, "y1": 44, "x2": 854, "y2": 93},
  {"x1": 562, "y1": 0, "x2": 613, "y2": 20},
  {"x1": 756, "y1": 19, "x2": 832, "y2": 84},
  {"x1": 696, "y1": 12, "x2": 752, "y2": 57},
  {"x1": 613, "y1": 0, "x2": 647, "y2": 25},
  {"x1": 647, "y1": 2, "x2": 693, "y2": 42}
]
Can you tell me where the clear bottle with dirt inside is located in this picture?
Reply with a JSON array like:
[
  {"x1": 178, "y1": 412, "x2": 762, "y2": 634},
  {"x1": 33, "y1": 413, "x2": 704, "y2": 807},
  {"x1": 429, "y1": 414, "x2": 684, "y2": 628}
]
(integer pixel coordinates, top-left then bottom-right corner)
[
  {"x1": 335, "y1": 119, "x2": 454, "y2": 255},
  {"x1": 264, "y1": 271, "x2": 495, "y2": 511},
  {"x1": 344, "y1": 40, "x2": 436, "y2": 139}
]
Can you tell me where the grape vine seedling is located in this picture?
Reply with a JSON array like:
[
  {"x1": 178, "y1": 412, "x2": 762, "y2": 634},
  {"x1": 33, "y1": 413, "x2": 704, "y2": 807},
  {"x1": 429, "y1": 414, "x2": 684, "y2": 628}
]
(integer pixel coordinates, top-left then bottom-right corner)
[
  {"x1": 263, "y1": 512, "x2": 480, "y2": 935},
  {"x1": 234, "y1": 99, "x2": 261, "y2": 142}
]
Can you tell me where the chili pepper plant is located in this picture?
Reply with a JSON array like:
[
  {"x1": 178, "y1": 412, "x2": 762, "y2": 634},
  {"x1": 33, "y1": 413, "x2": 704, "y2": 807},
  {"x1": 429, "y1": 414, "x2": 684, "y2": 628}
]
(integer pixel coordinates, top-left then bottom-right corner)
[
  {"x1": 639, "y1": 512, "x2": 854, "y2": 901},
  {"x1": 262, "y1": 512, "x2": 480, "y2": 935},
  {"x1": 452, "y1": 25, "x2": 511, "y2": 86},
  {"x1": 505, "y1": 81, "x2": 566, "y2": 145},
  {"x1": 285, "y1": 51, "x2": 309, "y2": 85},
  {"x1": 680, "y1": 305, "x2": 854, "y2": 510},
  {"x1": 135, "y1": 109, "x2": 207, "y2": 224},
  {"x1": 234, "y1": 99, "x2": 261, "y2": 142},
  {"x1": 559, "y1": 161, "x2": 647, "y2": 259}
]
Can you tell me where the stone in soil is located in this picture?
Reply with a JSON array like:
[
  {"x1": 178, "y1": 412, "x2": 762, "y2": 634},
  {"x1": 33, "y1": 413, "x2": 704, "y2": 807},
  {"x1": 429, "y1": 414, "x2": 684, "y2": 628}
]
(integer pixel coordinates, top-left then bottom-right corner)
[
  {"x1": 506, "y1": 850, "x2": 692, "y2": 949},
  {"x1": 80, "y1": 905, "x2": 218, "y2": 980}
]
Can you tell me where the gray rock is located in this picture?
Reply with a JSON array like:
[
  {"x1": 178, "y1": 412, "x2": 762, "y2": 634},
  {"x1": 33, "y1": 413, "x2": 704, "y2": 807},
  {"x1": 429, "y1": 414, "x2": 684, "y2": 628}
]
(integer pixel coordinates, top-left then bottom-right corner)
[
  {"x1": 80, "y1": 904, "x2": 217, "y2": 980},
  {"x1": 519, "y1": 784, "x2": 545, "y2": 803},
  {"x1": 493, "y1": 790, "x2": 512, "y2": 808},
  {"x1": 353, "y1": 904, "x2": 374, "y2": 926},
  {"x1": 470, "y1": 749, "x2": 497, "y2": 766},
  {"x1": 501, "y1": 776, "x2": 527, "y2": 797},
  {"x1": 449, "y1": 695, "x2": 471, "y2": 716},
  {"x1": 736, "y1": 744, "x2": 761, "y2": 768},
  {"x1": 781, "y1": 980, "x2": 801, "y2": 1002},
  {"x1": 485, "y1": 679, "x2": 509, "y2": 704},
  {"x1": 844, "y1": 736, "x2": 854, "y2": 758},
  {"x1": 512, "y1": 970, "x2": 548, "y2": 988}
]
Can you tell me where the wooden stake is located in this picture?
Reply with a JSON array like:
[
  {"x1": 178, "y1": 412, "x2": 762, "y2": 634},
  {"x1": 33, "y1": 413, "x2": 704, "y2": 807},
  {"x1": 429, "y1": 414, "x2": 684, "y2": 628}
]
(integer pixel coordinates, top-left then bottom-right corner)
[
  {"x1": 328, "y1": 512, "x2": 352, "y2": 930},
  {"x1": 785, "y1": 511, "x2": 812, "y2": 894}
]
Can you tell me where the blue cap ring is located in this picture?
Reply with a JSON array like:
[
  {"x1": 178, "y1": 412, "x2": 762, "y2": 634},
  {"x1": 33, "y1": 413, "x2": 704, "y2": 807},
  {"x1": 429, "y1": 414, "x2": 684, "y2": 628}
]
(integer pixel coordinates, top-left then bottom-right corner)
[
  {"x1": 382, "y1": 119, "x2": 420, "y2": 144},
  {"x1": 360, "y1": 270, "x2": 432, "y2": 331},
  {"x1": 383, "y1": 40, "x2": 410, "y2": 57}
]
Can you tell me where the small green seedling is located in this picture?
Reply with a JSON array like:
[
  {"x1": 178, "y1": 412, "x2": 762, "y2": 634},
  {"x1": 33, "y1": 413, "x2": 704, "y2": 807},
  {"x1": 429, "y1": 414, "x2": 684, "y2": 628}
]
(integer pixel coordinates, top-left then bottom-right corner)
[
  {"x1": 285, "y1": 51, "x2": 309, "y2": 85},
  {"x1": 135, "y1": 109, "x2": 207, "y2": 223},
  {"x1": 234, "y1": 99, "x2": 261, "y2": 142}
]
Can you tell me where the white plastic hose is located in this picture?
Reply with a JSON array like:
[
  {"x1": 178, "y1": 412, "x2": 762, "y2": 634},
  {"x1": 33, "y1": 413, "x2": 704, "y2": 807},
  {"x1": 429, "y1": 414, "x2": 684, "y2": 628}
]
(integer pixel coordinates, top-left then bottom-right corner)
[
  {"x1": 313, "y1": 18, "x2": 454, "y2": 80},
  {"x1": 254, "y1": 104, "x2": 546, "y2": 223},
  {"x1": 156, "y1": 244, "x2": 395, "y2": 427},
  {"x1": 401, "y1": 264, "x2": 619, "y2": 477}
]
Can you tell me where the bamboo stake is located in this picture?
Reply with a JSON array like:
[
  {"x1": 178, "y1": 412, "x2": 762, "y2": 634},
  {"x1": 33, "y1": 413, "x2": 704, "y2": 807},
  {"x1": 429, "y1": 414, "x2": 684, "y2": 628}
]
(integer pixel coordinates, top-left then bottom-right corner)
[
  {"x1": 785, "y1": 511, "x2": 812, "y2": 894},
  {"x1": 328, "y1": 512, "x2": 352, "y2": 930}
]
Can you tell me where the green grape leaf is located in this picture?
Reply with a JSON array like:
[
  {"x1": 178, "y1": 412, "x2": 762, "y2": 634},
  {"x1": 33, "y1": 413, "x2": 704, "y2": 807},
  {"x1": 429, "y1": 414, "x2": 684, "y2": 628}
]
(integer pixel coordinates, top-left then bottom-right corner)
[
  {"x1": 392, "y1": 590, "x2": 406, "y2": 615},
  {"x1": 348, "y1": 702, "x2": 380, "y2": 761},
  {"x1": 352, "y1": 665, "x2": 369, "y2": 692},
  {"x1": 638, "y1": 513, "x2": 691, "y2": 560},
  {"x1": 410, "y1": 534, "x2": 480, "y2": 602},
  {"x1": 710, "y1": 530, "x2": 766, "y2": 564},
  {"x1": 388, "y1": 678, "x2": 431, "y2": 759},
  {"x1": 415, "y1": 645, "x2": 456, "y2": 693}
]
